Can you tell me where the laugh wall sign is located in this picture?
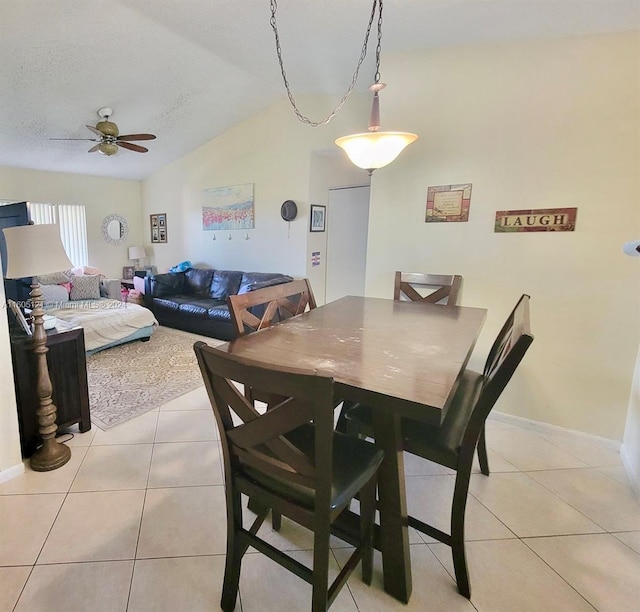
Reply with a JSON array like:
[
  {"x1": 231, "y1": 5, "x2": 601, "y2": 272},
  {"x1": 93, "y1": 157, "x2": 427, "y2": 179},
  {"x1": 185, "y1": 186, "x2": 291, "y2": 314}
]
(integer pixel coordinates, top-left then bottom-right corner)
[{"x1": 495, "y1": 207, "x2": 577, "y2": 233}]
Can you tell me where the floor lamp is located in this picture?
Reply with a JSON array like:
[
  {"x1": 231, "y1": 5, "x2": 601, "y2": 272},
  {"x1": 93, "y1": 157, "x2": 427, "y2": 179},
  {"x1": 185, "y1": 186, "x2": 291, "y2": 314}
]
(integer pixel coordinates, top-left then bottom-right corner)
[{"x1": 2, "y1": 224, "x2": 74, "y2": 471}]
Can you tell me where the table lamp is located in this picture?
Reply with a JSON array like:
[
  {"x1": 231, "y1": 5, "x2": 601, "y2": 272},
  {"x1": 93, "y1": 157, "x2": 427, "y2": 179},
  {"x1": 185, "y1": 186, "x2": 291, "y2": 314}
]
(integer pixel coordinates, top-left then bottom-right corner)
[
  {"x1": 2, "y1": 224, "x2": 74, "y2": 471},
  {"x1": 128, "y1": 246, "x2": 146, "y2": 270}
]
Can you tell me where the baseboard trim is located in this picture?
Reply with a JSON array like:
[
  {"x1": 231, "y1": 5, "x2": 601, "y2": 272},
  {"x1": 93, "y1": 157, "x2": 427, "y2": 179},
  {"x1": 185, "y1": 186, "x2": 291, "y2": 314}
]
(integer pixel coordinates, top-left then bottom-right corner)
[
  {"x1": 0, "y1": 462, "x2": 25, "y2": 484},
  {"x1": 491, "y1": 411, "x2": 621, "y2": 449},
  {"x1": 619, "y1": 443, "x2": 640, "y2": 498}
]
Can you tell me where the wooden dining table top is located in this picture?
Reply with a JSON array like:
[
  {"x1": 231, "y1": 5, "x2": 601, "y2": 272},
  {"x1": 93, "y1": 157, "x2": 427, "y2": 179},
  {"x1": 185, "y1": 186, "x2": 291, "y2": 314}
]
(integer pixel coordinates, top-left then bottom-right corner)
[{"x1": 217, "y1": 295, "x2": 488, "y2": 425}]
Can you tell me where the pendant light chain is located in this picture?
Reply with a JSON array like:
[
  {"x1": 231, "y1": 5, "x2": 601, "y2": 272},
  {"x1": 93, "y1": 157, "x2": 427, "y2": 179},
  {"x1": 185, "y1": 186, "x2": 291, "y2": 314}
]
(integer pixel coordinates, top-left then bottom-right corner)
[
  {"x1": 374, "y1": 1, "x2": 383, "y2": 85},
  {"x1": 269, "y1": 0, "x2": 382, "y2": 127}
]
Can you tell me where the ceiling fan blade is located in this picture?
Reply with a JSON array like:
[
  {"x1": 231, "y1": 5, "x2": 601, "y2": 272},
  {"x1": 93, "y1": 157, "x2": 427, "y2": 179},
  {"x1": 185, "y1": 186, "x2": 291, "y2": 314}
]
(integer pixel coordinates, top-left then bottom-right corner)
[
  {"x1": 117, "y1": 141, "x2": 148, "y2": 153},
  {"x1": 117, "y1": 133, "x2": 156, "y2": 141},
  {"x1": 88, "y1": 144, "x2": 100, "y2": 153},
  {"x1": 86, "y1": 125, "x2": 104, "y2": 137},
  {"x1": 50, "y1": 138, "x2": 98, "y2": 141}
]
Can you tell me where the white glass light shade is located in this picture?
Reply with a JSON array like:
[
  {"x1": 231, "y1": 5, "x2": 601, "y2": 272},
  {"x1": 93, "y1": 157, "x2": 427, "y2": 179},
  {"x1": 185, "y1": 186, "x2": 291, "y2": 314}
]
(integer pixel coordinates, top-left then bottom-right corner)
[
  {"x1": 98, "y1": 142, "x2": 118, "y2": 156},
  {"x1": 623, "y1": 240, "x2": 640, "y2": 257},
  {"x1": 335, "y1": 131, "x2": 418, "y2": 173},
  {"x1": 2, "y1": 224, "x2": 73, "y2": 279},
  {"x1": 128, "y1": 246, "x2": 147, "y2": 261}
]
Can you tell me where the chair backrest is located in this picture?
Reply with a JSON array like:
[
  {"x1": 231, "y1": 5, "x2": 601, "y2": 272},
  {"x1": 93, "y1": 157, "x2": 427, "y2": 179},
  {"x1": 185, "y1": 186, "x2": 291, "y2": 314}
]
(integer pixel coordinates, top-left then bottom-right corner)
[
  {"x1": 228, "y1": 278, "x2": 317, "y2": 337},
  {"x1": 194, "y1": 341, "x2": 335, "y2": 507},
  {"x1": 394, "y1": 272, "x2": 462, "y2": 306},
  {"x1": 463, "y1": 294, "x2": 534, "y2": 451}
]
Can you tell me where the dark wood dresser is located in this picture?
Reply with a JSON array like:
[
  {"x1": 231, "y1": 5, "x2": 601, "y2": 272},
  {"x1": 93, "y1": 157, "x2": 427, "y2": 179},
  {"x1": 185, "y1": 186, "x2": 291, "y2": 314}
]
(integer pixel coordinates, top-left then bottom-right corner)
[{"x1": 10, "y1": 320, "x2": 91, "y2": 457}]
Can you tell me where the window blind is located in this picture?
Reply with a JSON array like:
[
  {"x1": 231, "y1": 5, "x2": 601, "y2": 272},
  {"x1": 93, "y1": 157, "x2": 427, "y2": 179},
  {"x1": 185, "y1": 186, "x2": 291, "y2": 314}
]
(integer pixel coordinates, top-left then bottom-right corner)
[{"x1": 29, "y1": 202, "x2": 88, "y2": 268}]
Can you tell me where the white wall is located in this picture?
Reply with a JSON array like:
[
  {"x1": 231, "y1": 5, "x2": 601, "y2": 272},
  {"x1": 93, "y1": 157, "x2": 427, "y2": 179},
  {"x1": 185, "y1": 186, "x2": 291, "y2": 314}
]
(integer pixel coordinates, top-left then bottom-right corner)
[
  {"x1": 0, "y1": 166, "x2": 143, "y2": 278},
  {"x1": 366, "y1": 32, "x2": 639, "y2": 439},
  {"x1": 622, "y1": 348, "x2": 640, "y2": 493},
  {"x1": 0, "y1": 274, "x2": 22, "y2": 478},
  {"x1": 307, "y1": 152, "x2": 370, "y2": 304},
  {"x1": 141, "y1": 31, "x2": 639, "y2": 441},
  {"x1": 141, "y1": 97, "x2": 370, "y2": 278}
]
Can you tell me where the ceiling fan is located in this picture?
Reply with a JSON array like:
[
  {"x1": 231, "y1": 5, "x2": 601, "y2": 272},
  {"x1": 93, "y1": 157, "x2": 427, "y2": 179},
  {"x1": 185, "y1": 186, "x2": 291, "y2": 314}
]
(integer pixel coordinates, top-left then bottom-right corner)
[{"x1": 50, "y1": 107, "x2": 156, "y2": 156}]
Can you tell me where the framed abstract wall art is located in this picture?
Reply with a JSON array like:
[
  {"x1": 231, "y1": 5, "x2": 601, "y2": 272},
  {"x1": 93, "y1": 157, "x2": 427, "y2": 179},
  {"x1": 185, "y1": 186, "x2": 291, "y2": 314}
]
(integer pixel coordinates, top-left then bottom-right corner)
[{"x1": 202, "y1": 183, "x2": 255, "y2": 231}]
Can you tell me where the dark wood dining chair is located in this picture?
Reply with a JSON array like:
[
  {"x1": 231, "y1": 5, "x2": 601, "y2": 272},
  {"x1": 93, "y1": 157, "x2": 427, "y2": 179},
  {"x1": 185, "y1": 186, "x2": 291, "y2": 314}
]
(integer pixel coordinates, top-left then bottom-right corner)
[
  {"x1": 342, "y1": 294, "x2": 534, "y2": 598},
  {"x1": 394, "y1": 271, "x2": 462, "y2": 305},
  {"x1": 194, "y1": 342, "x2": 384, "y2": 611},
  {"x1": 227, "y1": 278, "x2": 316, "y2": 337},
  {"x1": 392, "y1": 270, "x2": 494, "y2": 472},
  {"x1": 228, "y1": 278, "x2": 319, "y2": 528}
]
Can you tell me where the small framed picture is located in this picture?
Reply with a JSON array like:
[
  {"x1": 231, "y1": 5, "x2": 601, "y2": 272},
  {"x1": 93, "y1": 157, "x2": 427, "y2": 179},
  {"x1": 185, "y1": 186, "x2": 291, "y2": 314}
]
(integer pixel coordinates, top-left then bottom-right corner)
[
  {"x1": 122, "y1": 266, "x2": 135, "y2": 280},
  {"x1": 8, "y1": 299, "x2": 31, "y2": 336},
  {"x1": 310, "y1": 205, "x2": 326, "y2": 232},
  {"x1": 150, "y1": 213, "x2": 168, "y2": 243}
]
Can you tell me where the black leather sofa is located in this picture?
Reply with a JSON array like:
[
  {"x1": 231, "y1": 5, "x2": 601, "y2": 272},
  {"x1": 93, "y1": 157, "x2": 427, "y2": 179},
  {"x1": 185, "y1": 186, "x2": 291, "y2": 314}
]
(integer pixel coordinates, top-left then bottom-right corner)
[{"x1": 144, "y1": 268, "x2": 293, "y2": 340}]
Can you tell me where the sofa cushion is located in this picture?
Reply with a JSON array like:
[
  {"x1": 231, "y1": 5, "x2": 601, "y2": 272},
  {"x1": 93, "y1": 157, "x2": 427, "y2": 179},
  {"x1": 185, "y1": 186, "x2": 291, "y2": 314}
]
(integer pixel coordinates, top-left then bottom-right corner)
[
  {"x1": 149, "y1": 272, "x2": 185, "y2": 297},
  {"x1": 175, "y1": 296, "x2": 224, "y2": 318},
  {"x1": 237, "y1": 273, "x2": 294, "y2": 295},
  {"x1": 210, "y1": 270, "x2": 243, "y2": 300},
  {"x1": 184, "y1": 268, "x2": 215, "y2": 296},
  {"x1": 208, "y1": 304, "x2": 233, "y2": 321}
]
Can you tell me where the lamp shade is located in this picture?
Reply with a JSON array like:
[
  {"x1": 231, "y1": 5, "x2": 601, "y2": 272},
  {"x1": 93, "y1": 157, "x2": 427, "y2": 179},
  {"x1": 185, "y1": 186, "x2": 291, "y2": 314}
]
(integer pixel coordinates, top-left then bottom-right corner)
[
  {"x1": 128, "y1": 246, "x2": 147, "y2": 261},
  {"x1": 623, "y1": 240, "x2": 640, "y2": 257},
  {"x1": 335, "y1": 131, "x2": 418, "y2": 173},
  {"x1": 2, "y1": 224, "x2": 73, "y2": 279}
]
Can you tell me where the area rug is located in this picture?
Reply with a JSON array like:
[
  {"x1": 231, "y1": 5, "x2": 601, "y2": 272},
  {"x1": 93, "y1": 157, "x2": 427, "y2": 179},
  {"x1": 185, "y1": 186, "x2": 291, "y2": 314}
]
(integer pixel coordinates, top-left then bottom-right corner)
[{"x1": 86, "y1": 326, "x2": 224, "y2": 430}]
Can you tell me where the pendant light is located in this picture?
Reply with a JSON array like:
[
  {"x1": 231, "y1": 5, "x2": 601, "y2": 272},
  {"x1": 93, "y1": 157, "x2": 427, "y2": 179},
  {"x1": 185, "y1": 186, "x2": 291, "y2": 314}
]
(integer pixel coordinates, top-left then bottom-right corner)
[
  {"x1": 335, "y1": 3, "x2": 417, "y2": 174},
  {"x1": 270, "y1": 0, "x2": 417, "y2": 174}
]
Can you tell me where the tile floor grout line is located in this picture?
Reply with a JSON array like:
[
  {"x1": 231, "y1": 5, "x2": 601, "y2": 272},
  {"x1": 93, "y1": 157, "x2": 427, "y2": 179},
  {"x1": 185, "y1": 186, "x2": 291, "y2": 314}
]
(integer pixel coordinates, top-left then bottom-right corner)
[{"x1": 519, "y1": 536, "x2": 600, "y2": 611}]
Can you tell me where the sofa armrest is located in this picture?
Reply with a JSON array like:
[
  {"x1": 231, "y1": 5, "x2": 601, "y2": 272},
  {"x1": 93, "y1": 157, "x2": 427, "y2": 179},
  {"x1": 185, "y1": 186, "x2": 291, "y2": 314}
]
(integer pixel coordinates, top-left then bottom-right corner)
[
  {"x1": 146, "y1": 272, "x2": 185, "y2": 297},
  {"x1": 100, "y1": 278, "x2": 121, "y2": 300}
]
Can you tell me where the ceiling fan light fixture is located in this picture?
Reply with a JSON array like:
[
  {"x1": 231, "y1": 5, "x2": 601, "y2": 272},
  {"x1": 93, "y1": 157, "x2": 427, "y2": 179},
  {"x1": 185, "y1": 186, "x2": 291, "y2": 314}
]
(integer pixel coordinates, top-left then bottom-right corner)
[
  {"x1": 98, "y1": 142, "x2": 118, "y2": 156},
  {"x1": 96, "y1": 120, "x2": 119, "y2": 137}
]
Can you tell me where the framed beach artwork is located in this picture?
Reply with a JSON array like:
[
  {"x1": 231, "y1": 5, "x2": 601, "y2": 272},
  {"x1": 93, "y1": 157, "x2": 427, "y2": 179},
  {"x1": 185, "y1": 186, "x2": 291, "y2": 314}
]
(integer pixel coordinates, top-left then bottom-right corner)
[{"x1": 202, "y1": 183, "x2": 255, "y2": 231}]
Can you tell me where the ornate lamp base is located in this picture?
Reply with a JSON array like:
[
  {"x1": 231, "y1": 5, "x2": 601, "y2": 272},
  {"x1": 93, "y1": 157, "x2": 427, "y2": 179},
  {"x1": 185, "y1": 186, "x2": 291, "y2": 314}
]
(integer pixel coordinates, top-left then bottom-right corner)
[
  {"x1": 28, "y1": 282, "x2": 72, "y2": 472},
  {"x1": 30, "y1": 439, "x2": 71, "y2": 472}
]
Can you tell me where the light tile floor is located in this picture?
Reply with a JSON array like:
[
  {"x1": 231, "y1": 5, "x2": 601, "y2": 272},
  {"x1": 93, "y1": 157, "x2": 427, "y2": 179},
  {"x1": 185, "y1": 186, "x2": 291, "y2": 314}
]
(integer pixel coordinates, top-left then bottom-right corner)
[{"x1": 1, "y1": 386, "x2": 639, "y2": 611}]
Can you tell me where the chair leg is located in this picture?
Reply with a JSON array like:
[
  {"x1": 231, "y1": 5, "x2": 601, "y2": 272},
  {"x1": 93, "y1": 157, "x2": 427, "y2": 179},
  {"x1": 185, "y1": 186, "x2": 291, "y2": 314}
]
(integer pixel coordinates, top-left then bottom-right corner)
[
  {"x1": 271, "y1": 509, "x2": 282, "y2": 531},
  {"x1": 359, "y1": 476, "x2": 377, "y2": 585},
  {"x1": 312, "y1": 521, "x2": 331, "y2": 612},
  {"x1": 221, "y1": 490, "x2": 243, "y2": 611},
  {"x1": 477, "y1": 425, "x2": 490, "y2": 476},
  {"x1": 450, "y1": 469, "x2": 472, "y2": 599}
]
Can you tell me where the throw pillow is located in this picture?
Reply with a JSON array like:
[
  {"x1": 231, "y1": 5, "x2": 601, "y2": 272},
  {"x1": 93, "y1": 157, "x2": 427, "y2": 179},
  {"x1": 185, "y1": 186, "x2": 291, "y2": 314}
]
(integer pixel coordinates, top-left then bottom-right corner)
[
  {"x1": 40, "y1": 284, "x2": 70, "y2": 306},
  {"x1": 70, "y1": 274, "x2": 101, "y2": 300},
  {"x1": 37, "y1": 270, "x2": 71, "y2": 285}
]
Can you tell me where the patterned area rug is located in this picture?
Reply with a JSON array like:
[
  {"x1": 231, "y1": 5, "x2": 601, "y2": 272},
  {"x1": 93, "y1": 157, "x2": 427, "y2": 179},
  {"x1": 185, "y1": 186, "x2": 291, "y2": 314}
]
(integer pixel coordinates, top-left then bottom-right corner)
[{"x1": 86, "y1": 326, "x2": 224, "y2": 430}]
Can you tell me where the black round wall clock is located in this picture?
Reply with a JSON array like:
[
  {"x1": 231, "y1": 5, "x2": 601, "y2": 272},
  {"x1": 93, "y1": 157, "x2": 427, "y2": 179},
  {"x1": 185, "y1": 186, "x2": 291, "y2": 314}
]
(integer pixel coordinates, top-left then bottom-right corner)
[{"x1": 280, "y1": 200, "x2": 298, "y2": 221}]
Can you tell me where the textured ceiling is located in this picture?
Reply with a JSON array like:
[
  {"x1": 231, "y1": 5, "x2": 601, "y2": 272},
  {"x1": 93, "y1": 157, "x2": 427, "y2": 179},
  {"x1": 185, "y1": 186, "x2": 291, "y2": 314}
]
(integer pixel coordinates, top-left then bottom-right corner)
[{"x1": 1, "y1": 0, "x2": 638, "y2": 181}]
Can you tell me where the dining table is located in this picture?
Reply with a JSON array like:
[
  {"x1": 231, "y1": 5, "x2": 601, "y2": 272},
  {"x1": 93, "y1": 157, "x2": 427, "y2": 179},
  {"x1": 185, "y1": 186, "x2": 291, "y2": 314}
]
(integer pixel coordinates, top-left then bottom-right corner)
[{"x1": 216, "y1": 295, "x2": 487, "y2": 603}]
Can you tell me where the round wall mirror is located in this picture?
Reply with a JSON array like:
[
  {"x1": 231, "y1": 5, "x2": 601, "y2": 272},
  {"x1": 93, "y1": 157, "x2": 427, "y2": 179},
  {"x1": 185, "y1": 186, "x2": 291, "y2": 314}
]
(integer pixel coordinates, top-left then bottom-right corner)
[{"x1": 101, "y1": 214, "x2": 129, "y2": 245}]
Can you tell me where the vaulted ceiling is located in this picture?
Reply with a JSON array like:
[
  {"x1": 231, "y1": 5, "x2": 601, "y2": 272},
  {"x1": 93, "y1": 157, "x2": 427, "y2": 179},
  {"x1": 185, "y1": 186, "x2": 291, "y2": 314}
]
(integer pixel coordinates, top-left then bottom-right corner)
[{"x1": 1, "y1": 0, "x2": 638, "y2": 181}]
